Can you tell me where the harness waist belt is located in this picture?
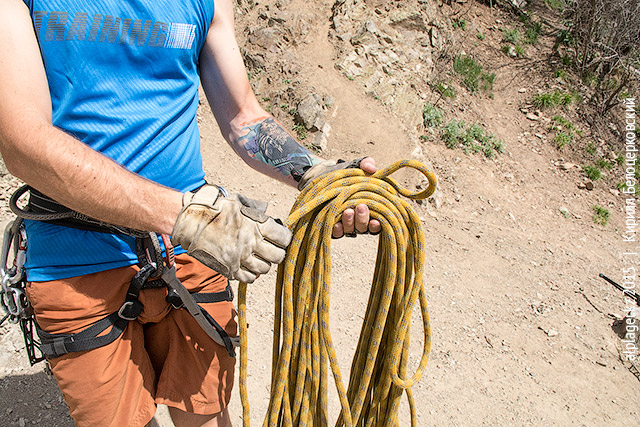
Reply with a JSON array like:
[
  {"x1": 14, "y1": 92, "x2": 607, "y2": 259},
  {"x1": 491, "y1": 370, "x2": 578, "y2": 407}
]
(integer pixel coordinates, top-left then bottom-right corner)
[{"x1": 10, "y1": 185, "x2": 147, "y2": 237}]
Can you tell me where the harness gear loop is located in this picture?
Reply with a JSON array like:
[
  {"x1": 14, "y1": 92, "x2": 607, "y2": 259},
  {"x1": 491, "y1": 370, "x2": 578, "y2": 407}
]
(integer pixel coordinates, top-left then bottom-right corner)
[
  {"x1": 0, "y1": 218, "x2": 45, "y2": 365},
  {"x1": 238, "y1": 159, "x2": 435, "y2": 427}
]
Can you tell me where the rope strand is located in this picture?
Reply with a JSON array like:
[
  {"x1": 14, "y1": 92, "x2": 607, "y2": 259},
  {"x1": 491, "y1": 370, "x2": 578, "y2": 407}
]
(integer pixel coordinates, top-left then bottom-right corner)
[{"x1": 239, "y1": 159, "x2": 436, "y2": 426}]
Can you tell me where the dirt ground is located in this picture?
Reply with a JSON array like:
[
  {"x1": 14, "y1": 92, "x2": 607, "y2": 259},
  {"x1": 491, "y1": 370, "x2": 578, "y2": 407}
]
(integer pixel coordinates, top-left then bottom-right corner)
[{"x1": 1, "y1": 1, "x2": 638, "y2": 426}]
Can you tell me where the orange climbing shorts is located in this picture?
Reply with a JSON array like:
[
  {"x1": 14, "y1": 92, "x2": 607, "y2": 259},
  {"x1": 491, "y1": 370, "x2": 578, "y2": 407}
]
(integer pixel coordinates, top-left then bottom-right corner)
[{"x1": 25, "y1": 253, "x2": 237, "y2": 427}]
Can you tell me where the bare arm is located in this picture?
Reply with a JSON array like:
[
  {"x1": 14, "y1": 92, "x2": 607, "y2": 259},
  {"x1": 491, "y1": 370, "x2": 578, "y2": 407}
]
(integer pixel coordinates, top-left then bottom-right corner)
[
  {"x1": 0, "y1": 0, "x2": 182, "y2": 235},
  {"x1": 199, "y1": 0, "x2": 380, "y2": 235},
  {"x1": 199, "y1": 0, "x2": 322, "y2": 188}
]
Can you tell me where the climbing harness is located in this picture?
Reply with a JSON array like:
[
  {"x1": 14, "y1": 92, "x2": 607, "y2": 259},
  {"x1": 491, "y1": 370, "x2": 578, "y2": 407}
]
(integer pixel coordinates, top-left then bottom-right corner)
[
  {"x1": 1, "y1": 186, "x2": 239, "y2": 363},
  {"x1": 1, "y1": 218, "x2": 45, "y2": 365},
  {"x1": 238, "y1": 160, "x2": 436, "y2": 426}
]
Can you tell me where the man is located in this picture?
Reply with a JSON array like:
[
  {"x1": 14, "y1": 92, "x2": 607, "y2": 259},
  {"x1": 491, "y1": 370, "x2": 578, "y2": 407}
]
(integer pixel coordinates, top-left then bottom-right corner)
[{"x1": 0, "y1": 0, "x2": 380, "y2": 425}]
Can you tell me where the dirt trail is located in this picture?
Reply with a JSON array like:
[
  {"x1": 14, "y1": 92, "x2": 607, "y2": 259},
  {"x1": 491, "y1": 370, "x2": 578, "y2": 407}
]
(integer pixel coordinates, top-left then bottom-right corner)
[{"x1": 1, "y1": 1, "x2": 638, "y2": 426}]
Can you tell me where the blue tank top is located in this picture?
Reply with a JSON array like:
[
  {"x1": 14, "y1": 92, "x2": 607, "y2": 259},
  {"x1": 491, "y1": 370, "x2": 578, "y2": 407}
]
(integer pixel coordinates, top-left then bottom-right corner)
[{"x1": 21, "y1": 0, "x2": 215, "y2": 281}]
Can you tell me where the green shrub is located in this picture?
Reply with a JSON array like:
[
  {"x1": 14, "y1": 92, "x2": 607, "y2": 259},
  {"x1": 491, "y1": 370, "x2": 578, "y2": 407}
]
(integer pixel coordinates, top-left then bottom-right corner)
[
  {"x1": 551, "y1": 115, "x2": 574, "y2": 129},
  {"x1": 596, "y1": 159, "x2": 613, "y2": 170},
  {"x1": 453, "y1": 55, "x2": 495, "y2": 93},
  {"x1": 525, "y1": 22, "x2": 542, "y2": 44},
  {"x1": 533, "y1": 91, "x2": 579, "y2": 109},
  {"x1": 423, "y1": 103, "x2": 444, "y2": 128},
  {"x1": 502, "y1": 28, "x2": 521, "y2": 44},
  {"x1": 477, "y1": 32, "x2": 486, "y2": 41},
  {"x1": 553, "y1": 69, "x2": 567, "y2": 80},
  {"x1": 549, "y1": 116, "x2": 582, "y2": 149},
  {"x1": 441, "y1": 120, "x2": 504, "y2": 158},
  {"x1": 544, "y1": 0, "x2": 567, "y2": 10},
  {"x1": 293, "y1": 124, "x2": 307, "y2": 140},
  {"x1": 436, "y1": 81, "x2": 457, "y2": 99},
  {"x1": 442, "y1": 120, "x2": 466, "y2": 149},
  {"x1": 583, "y1": 165, "x2": 602, "y2": 181},
  {"x1": 452, "y1": 18, "x2": 467, "y2": 30},
  {"x1": 554, "y1": 131, "x2": 573, "y2": 149},
  {"x1": 592, "y1": 205, "x2": 610, "y2": 226}
]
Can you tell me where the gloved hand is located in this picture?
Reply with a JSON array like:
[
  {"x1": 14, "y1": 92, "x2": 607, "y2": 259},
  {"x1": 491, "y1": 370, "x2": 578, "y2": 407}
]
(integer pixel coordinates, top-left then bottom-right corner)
[
  {"x1": 171, "y1": 185, "x2": 292, "y2": 283},
  {"x1": 297, "y1": 158, "x2": 365, "y2": 190}
]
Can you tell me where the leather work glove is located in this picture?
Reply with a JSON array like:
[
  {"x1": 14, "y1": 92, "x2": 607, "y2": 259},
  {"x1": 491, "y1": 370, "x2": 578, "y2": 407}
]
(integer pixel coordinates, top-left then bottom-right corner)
[
  {"x1": 297, "y1": 158, "x2": 365, "y2": 190},
  {"x1": 171, "y1": 185, "x2": 292, "y2": 283}
]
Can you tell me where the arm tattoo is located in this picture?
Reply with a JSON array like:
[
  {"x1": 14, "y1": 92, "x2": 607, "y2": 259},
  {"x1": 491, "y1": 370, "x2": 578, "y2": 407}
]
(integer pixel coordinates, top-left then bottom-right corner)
[{"x1": 237, "y1": 117, "x2": 320, "y2": 183}]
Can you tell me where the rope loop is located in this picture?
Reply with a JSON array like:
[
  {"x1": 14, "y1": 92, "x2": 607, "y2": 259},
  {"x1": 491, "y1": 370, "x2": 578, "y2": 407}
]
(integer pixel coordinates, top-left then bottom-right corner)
[{"x1": 239, "y1": 160, "x2": 435, "y2": 426}]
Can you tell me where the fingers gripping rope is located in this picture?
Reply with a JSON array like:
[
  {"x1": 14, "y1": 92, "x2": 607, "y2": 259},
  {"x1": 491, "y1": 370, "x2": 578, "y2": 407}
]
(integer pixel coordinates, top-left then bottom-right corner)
[{"x1": 238, "y1": 160, "x2": 436, "y2": 427}]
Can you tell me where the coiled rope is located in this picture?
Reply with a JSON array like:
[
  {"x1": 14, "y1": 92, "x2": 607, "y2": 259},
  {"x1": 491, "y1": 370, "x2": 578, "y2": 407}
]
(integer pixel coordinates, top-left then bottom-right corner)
[{"x1": 238, "y1": 159, "x2": 436, "y2": 426}]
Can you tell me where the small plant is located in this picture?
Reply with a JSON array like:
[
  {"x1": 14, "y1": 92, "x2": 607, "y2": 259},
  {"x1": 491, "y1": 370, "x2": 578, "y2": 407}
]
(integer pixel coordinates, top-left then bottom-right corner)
[
  {"x1": 560, "y1": 208, "x2": 570, "y2": 218},
  {"x1": 554, "y1": 131, "x2": 573, "y2": 149},
  {"x1": 549, "y1": 115, "x2": 581, "y2": 149},
  {"x1": 553, "y1": 69, "x2": 567, "y2": 80},
  {"x1": 618, "y1": 181, "x2": 639, "y2": 195},
  {"x1": 305, "y1": 143, "x2": 321, "y2": 155},
  {"x1": 436, "y1": 81, "x2": 457, "y2": 99},
  {"x1": 293, "y1": 124, "x2": 307, "y2": 140},
  {"x1": 283, "y1": 79, "x2": 291, "y2": 84},
  {"x1": 453, "y1": 55, "x2": 495, "y2": 93},
  {"x1": 477, "y1": 32, "x2": 486, "y2": 41},
  {"x1": 452, "y1": 18, "x2": 467, "y2": 31},
  {"x1": 585, "y1": 142, "x2": 597, "y2": 155},
  {"x1": 423, "y1": 103, "x2": 444, "y2": 128},
  {"x1": 525, "y1": 22, "x2": 542, "y2": 44},
  {"x1": 583, "y1": 165, "x2": 602, "y2": 181},
  {"x1": 615, "y1": 155, "x2": 624, "y2": 166},
  {"x1": 596, "y1": 159, "x2": 613, "y2": 170},
  {"x1": 262, "y1": 96, "x2": 271, "y2": 102},
  {"x1": 592, "y1": 205, "x2": 610, "y2": 226},
  {"x1": 514, "y1": 43, "x2": 526, "y2": 57},
  {"x1": 533, "y1": 90, "x2": 578, "y2": 109},
  {"x1": 502, "y1": 28, "x2": 521, "y2": 44},
  {"x1": 442, "y1": 120, "x2": 466, "y2": 149},
  {"x1": 550, "y1": 115, "x2": 573, "y2": 130},
  {"x1": 544, "y1": 0, "x2": 567, "y2": 10},
  {"x1": 441, "y1": 119, "x2": 505, "y2": 158}
]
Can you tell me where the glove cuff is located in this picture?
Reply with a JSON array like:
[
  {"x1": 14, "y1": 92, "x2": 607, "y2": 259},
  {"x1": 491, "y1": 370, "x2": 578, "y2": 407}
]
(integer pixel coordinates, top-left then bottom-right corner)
[
  {"x1": 297, "y1": 158, "x2": 365, "y2": 190},
  {"x1": 171, "y1": 185, "x2": 222, "y2": 248}
]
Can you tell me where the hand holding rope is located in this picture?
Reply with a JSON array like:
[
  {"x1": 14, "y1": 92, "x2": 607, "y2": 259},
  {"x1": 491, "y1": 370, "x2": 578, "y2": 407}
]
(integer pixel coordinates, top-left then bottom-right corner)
[{"x1": 239, "y1": 159, "x2": 436, "y2": 426}]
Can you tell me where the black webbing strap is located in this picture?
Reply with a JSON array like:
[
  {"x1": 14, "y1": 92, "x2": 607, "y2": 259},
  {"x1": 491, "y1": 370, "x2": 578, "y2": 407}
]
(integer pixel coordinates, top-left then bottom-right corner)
[
  {"x1": 37, "y1": 312, "x2": 129, "y2": 358},
  {"x1": 165, "y1": 283, "x2": 237, "y2": 357},
  {"x1": 167, "y1": 284, "x2": 234, "y2": 307},
  {"x1": 35, "y1": 263, "x2": 154, "y2": 358},
  {"x1": 10, "y1": 185, "x2": 147, "y2": 237},
  {"x1": 34, "y1": 270, "x2": 236, "y2": 359}
]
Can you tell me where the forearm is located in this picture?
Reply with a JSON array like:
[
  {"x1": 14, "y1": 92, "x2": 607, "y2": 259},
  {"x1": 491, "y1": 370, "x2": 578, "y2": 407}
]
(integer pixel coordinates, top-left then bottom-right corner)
[
  {"x1": 0, "y1": 0, "x2": 182, "y2": 235},
  {"x1": 1, "y1": 118, "x2": 182, "y2": 235},
  {"x1": 229, "y1": 115, "x2": 322, "y2": 187}
]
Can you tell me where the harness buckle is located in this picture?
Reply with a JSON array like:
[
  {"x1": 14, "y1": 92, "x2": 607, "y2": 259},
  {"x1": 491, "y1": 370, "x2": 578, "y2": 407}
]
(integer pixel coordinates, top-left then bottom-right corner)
[
  {"x1": 166, "y1": 288, "x2": 184, "y2": 309},
  {"x1": 117, "y1": 300, "x2": 143, "y2": 321}
]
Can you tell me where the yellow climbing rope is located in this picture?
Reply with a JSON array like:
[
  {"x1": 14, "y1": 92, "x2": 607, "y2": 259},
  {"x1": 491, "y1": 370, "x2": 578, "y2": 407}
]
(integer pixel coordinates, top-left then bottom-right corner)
[{"x1": 238, "y1": 159, "x2": 436, "y2": 426}]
